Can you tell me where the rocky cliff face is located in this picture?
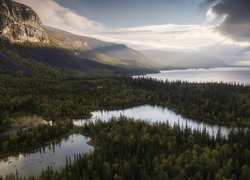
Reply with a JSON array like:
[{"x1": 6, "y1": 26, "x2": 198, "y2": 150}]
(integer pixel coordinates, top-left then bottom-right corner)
[{"x1": 0, "y1": 0, "x2": 49, "y2": 43}]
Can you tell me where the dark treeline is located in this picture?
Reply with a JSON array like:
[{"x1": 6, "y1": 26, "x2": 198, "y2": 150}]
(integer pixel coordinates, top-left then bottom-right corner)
[
  {"x1": 0, "y1": 111, "x2": 10, "y2": 131},
  {"x1": 0, "y1": 77, "x2": 151, "y2": 121},
  {"x1": 128, "y1": 77, "x2": 250, "y2": 126},
  {"x1": 0, "y1": 76, "x2": 250, "y2": 179},
  {"x1": 0, "y1": 77, "x2": 249, "y2": 128},
  {"x1": 6, "y1": 117, "x2": 250, "y2": 180}
]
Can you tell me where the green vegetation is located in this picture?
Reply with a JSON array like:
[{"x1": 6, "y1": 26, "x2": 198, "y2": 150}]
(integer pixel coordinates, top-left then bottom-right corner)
[
  {"x1": 0, "y1": 43, "x2": 156, "y2": 78},
  {"x1": 0, "y1": 120, "x2": 73, "y2": 156},
  {"x1": 4, "y1": 117, "x2": 250, "y2": 180},
  {"x1": 130, "y1": 78, "x2": 250, "y2": 126},
  {"x1": 0, "y1": 111, "x2": 10, "y2": 131},
  {"x1": 0, "y1": 77, "x2": 249, "y2": 128},
  {"x1": 0, "y1": 76, "x2": 249, "y2": 179},
  {"x1": 0, "y1": 44, "x2": 61, "y2": 77},
  {"x1": 0, "y1": 77, "x2": 150, "y2": 121}
]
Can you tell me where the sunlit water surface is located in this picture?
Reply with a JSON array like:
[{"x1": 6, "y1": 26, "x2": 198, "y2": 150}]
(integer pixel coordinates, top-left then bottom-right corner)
[
  {"x1": 74, "y1": 105, "x2": 231, "y2": 138},
  {"x1": 136, "y1": 67, "x2": 250, "y2": 84}
]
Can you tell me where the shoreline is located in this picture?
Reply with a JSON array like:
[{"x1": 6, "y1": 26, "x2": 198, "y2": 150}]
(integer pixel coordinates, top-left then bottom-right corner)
[{"x1": 1, "y1": 114, "x2": 48, "y2": 136}]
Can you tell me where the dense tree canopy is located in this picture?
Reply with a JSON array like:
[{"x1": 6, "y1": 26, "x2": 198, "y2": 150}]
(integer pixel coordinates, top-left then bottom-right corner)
[
  {"x1": 0, "y1": 120, "x2": 73, "y2": 155},
  {"x1": 0, "y1": 77, "x2": 249, "y2": 126},
  {"x1": 3, "y1": 117, "x2": 249, "y2": 179},
  {"x1": 0, "y1": 76, "x2": 250, "y2": 179}
]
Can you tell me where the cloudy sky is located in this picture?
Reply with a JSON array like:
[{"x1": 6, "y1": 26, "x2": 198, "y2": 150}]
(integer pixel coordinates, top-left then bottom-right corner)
[{"x1": 16, "y1": 0, "x2": 250, "y2": 65}]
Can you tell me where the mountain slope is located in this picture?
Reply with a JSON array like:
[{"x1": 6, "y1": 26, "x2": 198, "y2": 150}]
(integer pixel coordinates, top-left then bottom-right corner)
[
  {"x1": 0, "y1": 43, "x2": 156, "y2": 77},
  {"x1": 45, "y1": 27, "x2": 154, "y2": 69},
  {"x1": 141, "y1": 50, "x2": 228, "y2": 69},
  {"x1": 0, "y1": 0, "x2": 157, "y2": 77},
  {"x1": 0, "y1": 51, "x2": 35, "y2": 76}
]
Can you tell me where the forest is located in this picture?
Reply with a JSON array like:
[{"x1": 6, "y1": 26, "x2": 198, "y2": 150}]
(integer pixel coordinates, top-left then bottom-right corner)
[
  {"x1": 0, "y1": 77, "x2": 250, "y2": 179},
  {"x1": 0, "y1": 77, "x2": 249, "y2": 128},
  {"x1": 3, "y1": 117, "x2": 250, "y2": 179},
  {"x1": 0, "y1": 120, "x2": 73, "y2": 156}
]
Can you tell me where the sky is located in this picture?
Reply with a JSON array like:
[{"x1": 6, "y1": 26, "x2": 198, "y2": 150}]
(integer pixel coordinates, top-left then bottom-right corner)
[{"x1": 15, "y1": 0, "x2": 250, "y2": 65}]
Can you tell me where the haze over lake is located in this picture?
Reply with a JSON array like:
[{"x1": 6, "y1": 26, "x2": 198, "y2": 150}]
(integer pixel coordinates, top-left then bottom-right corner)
[{"x1": 138, "y1": 67, "x2": 250, "y2": 85}]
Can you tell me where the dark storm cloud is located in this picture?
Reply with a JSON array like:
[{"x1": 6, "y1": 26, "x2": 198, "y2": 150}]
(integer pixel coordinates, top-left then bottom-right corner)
[{"x1": 211, "y1": 0, "x2": 250, "y2": 42}]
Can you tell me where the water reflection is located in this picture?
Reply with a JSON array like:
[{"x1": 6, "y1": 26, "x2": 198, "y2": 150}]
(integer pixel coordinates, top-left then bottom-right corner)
[
  {"x1": 0, "y1": 134, "x2": 93, "y2": 177},
  {"x1": 74, "y1": 105, "x2": 230, "y2": 137}
]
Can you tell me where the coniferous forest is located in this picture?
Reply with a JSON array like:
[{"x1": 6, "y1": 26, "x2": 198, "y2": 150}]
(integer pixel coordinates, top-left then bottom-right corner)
[
  {"x1": 39, "y1": 118, "x2": 250, "y2": 180},
  {"x1": 0, "y1": 77, "x2": 249, "y2": 127},
  {"x1": 0, "y1": 77, "x2": 250, "y2": 179},
  {"x1": 2, "y1": 118, "x2": 250, "y2": 180}
]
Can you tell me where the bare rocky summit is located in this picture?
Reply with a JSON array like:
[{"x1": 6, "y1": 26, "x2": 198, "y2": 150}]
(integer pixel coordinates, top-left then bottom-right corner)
[{"x1": 0, "y1": 0, "x2": 49, "y2": 43}]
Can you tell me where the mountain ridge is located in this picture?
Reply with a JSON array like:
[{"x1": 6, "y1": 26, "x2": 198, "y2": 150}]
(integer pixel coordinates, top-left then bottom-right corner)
[
  {"x1": 141, "y1": 49, "x2": 228, "y2": 70},
  {"x1": 45, "y1": 26, "x2": 154, "y2": 69},
  {"x1": 0, "y1": 0, "x2": 157, "y2": 77}
]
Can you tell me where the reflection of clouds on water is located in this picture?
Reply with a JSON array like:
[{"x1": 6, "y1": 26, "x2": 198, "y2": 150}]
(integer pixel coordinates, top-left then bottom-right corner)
[{"x1": 0, "y1": 134, "x2": 93, "y2": 177}]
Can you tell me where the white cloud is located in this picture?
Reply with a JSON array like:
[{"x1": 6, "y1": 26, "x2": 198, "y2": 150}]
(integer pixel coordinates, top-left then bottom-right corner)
[
  {"x1": 206, "y1": 7, "x2": 217, "y2": 23},
  {"x1": 13, "y1": 1, "x2": 250, "y2": 65},
  {"x1": 15, "y1": 0, "x2": 106, "y2": 34},
  {"x1": 85, "y1": 24, "x2": 250, "y2": 65},
  {"x1": 87, "y1": 24, "x2": 248, "y2": 50}
]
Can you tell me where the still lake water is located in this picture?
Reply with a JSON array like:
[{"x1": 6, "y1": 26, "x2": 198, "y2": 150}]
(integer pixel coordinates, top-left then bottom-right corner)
[
  {"x1": 0, "y1": 134, "x2": 93, "y2": 177},
  {"x1": 137, "y1": 67, "x2": 250, "y2": 84},
  {"x1": 74, "y1": 105, "x2": 230, "y2": 138}
]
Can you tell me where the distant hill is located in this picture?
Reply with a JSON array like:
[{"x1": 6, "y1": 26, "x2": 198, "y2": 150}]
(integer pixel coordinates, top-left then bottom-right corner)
[{"x1": 141, "y1": 50, "x2": 228, "y2": 69}]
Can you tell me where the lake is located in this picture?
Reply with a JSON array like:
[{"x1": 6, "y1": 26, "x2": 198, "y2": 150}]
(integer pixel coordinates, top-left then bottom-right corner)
[
  {"x1": 0, "y1": 134, "x2": 93, "y2": 177},
  {"x1": 137, "y1": 67, "x2": 250, "y2": 84},
  {"x1": 1, "y1": 68, "x2": 248, "y2": 178},
  {"x1": 1, "y1": 104, "x2": 234, "y2": 177},
  {"x1": 74, "y1": 105, "x2": 230, "y2": 138}
]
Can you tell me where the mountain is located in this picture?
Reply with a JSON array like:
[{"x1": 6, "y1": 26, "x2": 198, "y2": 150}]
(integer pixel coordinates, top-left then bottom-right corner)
[
  {"x1": 45, "y1": 27, "x2": 154, "y2": 69},
  {"x1": 141, "y1": 50, "x2": 228, "y2": 69},
  {"x1": 0, "y1": 43, "x2": 157, "y2": 77},
  {"x1": 0, "y1": 0, "x2": 49, "y2": 43},
  {"x1": 0, "y1": 0, "x2": 157, "y2": 77}
]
